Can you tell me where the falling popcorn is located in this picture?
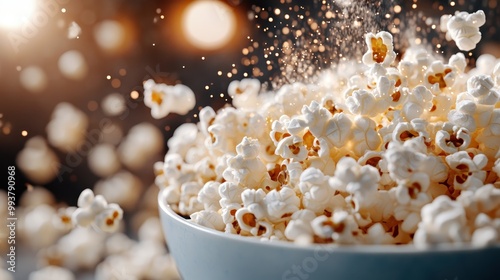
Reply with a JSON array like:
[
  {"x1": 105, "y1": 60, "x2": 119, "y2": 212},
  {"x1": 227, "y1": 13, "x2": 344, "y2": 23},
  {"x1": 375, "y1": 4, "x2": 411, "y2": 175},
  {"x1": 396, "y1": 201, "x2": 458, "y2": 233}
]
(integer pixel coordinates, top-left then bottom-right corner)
[
  {"x1": 118, "y1": 122, "x2": 163, "y2": 171},
  {"x1": 101, "y1": 93, "x2": 127, "y2": 116},
  {"x1": 67, "y1": 21, "x2": 81, "y2": 39},
  {"x1": 19, "y1": 66, "x2": 48, "y2": 93},
  {"x1": 46, "y1": 102, "x2": 89, "y2": 152},
  {"x1": 143, "y1": 79, "x2": 196, "y2": 119},
  {"x1": 87, "y1": 143, "x2": 121, "y2": 178},
  {"x1": 440, "y1": 10, "x2": 486, "y2": 51},
  {"x1": 71, "y1": 188, "x2": 124, "y2": 233},
  {"x1": 58, "y1": 50, "x2": 88, "y2": 80},
  {"x1": 16, "y1": 136, "x2": 60, "y2": 184}
]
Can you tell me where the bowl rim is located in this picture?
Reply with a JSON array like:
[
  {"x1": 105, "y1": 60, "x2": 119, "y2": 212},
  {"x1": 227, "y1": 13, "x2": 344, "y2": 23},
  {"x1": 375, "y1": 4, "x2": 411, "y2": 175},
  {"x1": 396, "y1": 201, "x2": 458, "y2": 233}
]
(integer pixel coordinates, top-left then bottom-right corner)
[{"x1": 158, "y1": 187, "x2": 499, "y2": 254}]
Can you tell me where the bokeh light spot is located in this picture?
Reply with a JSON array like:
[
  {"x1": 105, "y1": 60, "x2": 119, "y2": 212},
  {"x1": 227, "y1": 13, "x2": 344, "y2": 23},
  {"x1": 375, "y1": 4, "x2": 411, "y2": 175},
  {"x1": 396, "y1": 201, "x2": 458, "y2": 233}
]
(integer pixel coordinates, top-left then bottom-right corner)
[
  {"x1": 0, "y1": 0, "x2": 36, "y2": 29},
  {"x1": 182, "y1": 1, "x2": 236, "y2": 50}
]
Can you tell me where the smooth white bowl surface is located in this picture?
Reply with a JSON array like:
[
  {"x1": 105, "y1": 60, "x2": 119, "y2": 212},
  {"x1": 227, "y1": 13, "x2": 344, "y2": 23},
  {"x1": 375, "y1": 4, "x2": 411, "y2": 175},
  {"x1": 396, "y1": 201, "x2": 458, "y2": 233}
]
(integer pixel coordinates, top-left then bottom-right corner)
[{"x1": 158, "y1": 188, "x2": 500, "y2": 280}]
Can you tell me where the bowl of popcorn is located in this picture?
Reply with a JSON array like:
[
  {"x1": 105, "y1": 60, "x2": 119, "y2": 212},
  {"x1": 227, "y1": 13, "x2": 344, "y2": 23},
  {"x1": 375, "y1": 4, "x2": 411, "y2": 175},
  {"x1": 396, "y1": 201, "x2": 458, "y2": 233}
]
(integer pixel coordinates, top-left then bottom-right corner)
[{"x1": 157, "y1": 9, "x2": 500, "y2": 280}]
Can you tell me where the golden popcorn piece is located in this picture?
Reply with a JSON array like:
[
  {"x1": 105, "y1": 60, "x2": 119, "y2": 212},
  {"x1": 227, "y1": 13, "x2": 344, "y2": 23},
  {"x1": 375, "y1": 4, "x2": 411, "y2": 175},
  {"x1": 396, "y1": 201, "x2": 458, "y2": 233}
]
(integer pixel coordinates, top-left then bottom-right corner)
[
  {"x1": 427, "y1": 68, "x2": 452, "y2": 90},
  {"x1": 371, "y1": 37, "x2": 388, "y2": 64}
]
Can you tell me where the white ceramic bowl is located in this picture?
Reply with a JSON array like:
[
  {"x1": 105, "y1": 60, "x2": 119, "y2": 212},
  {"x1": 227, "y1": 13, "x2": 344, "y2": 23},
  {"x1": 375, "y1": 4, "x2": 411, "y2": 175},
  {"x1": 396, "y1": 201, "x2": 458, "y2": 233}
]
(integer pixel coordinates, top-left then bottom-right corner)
[{"x1": 158, "y1": 188, "x2": 500, "y2": 280}]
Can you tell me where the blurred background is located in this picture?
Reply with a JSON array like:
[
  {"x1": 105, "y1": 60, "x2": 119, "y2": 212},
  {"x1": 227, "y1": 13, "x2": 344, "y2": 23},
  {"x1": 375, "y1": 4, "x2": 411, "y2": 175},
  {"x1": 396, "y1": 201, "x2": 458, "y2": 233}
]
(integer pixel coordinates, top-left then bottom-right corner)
[{"x1": 0, "y1": 0, "x2": 499, "y2": 279}]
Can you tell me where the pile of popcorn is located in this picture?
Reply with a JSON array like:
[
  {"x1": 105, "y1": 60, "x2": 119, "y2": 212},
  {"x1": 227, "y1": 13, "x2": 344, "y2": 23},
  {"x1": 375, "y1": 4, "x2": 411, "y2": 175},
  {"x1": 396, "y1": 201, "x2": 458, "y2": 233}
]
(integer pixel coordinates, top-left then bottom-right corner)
[{"x1": 155, "y1": 10, "x2": 500, "y2": 247}]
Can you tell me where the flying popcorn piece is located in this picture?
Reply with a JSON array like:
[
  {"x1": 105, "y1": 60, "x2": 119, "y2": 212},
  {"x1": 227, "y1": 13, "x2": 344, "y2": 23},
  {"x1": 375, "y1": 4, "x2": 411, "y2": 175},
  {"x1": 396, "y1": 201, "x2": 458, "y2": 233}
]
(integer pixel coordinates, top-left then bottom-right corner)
[
  {"x1": 94, "y1": 171, "x2": 142, "y2": 210},
  {"x1": 67, "y1": 21, "x2": 81, "y2": 39},
  {"x1": 19, "y1": 66, "x2": 48, "y2": 93},
  {"x1": 58, "y1": 50, "x2": 88, "y2": 80},
  {"x1": 20, "y1": 204, "x2": 63, "y2": 249},
  {"x1": 72, "y1": 188, "x2": 124, "y2": 233},
  {"x1": 143, "y1": 79, "x2": 196, "y2": 119},
  {"x1": 94, "y1": 20, "x2": 127, "y2": 53},
  {"x1": 95, "y1": 241, "x2": 181, "y2": 280},
  {"x1": 137, "y1": 217, "x2": 165, "y2": 244},
  {"x1": 19, "y1": 186, "x2": 56, "y2": 207},
  {"x1": 101, "y1": 93, "x2": 126, "y2": 116},
  {"x1": 16, "y1": 136, "x2": 60, "y2": 184},
  {"x1": 440, "y1": 10, "x2": 486, "y2": 51},
  {"x1": 46, "y1": 102, "x2": 89, "y2": 152},
  {"x1": 56, "y1": 227, "x2": 106, "y2": 270},
  {"x1": 118, "y1": 122, "x2": 163, "y2": 171},
  {"x1": 362, "y1": 31, "x2": 397, "y2": 67},
  {"x1": 55, "y1": 207, "x2": 77, "y2": 231},
  {"x1": 88, "y1": 143, "x2": 121, "y2": 178}
]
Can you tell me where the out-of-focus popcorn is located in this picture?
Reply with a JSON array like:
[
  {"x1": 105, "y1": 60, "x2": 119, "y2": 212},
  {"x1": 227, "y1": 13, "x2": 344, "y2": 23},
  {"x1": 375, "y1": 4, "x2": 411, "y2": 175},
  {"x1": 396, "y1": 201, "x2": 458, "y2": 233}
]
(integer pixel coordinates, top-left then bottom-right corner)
[
  {"x1": 137, "y1": 217, "x2": 164, "y2": 244},
  {"x1": 56, "y1": 227, "x2": 105, "y2": 270},
  {"x1": 156, "y1": 17, "x2": 500, "y2": 247},
  {"x1": 471, "y1": 213, "x2": 499, "y2": 247},
  {"x1": 98, "y1": 122, "x2": 124, "y2": 146},
  {"x1": 0, "y1": 267, "x2": 13, "y2": 280},
  {"x1": 95, "y1": 241, "x2": 180, "y2": 280},
  {"x1": 493, "y1": 62, "x2": 500, "y2": 87},
  {"x1": 16, "y1": 137, "x2": 60, "y2": 184},
  {"x1": 93, "y1": 20, "x2": 126, "y2": 53},
  {"x1": 58, "y1": 50, "x2": 88, "y2": 80},
  {"x1": 46, "y1": 102, "x2": 89, "y2": 152},
  {"x1": 54, "y1": 207, "x2": 77, "y2": 231},
  {"x1": 118, "y1": 122, "x2": 163, "y2": 171},
  {"x1": 414, "y1": 196, "x2": 470, "y2": 247},
  {"x1": 29, "y1": 266, "x2": 75, "y2": 280},
  {"x1": 88, "y1": 143, "x2": 121, "y2": 178},
  {"x1": 72, "y1": 188, "x2": 124, "y2": 233},
  {"x1": 19, "y1": 187, "x2": 56, "y2": 208},
  {"x1": 101, "y1": 93, "x2": 127, "y2": 116},
  {"x1": 67, "y1": 21, "x2": 81, "y2": 39},
  {"x1": 19, "y1": 204, "x2": 63, "y2": 249},
  {"x1": 311, "y1": 211, "x2": 359, "y2": 244},
  {"x1": 0, "y1": 191, "x2": 9, "y2": 253},
  {"x1": 105, "y1": 233, "x2": 136, "y2": 256},
  {"x1": 143, "y1": 79, "x2": 196, "y2": 119},
  {"x1": 94, "y1": 171, "x2": 142, "y2": 210},
  {"x1": 440, "y1": 10, "x2": 486, "y2": 51},
  {"x1": 284, "y1": 209, "x2": 316, "y2": 242},
  {"x1": 19, "y1": 66, "x2": 48, "y2": 93}
]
